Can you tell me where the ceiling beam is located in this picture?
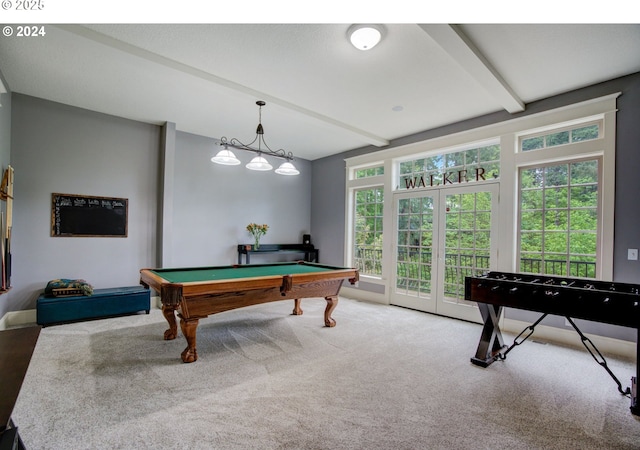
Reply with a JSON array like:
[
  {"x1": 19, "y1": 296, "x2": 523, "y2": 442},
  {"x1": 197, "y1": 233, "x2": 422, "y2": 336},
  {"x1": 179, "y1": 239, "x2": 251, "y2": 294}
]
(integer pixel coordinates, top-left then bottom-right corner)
[
  {"x1": 56, "y1": 25, "x2": 390, "y2": 148},
  {"x1": 419, "y1": 24, "x2": 525, "y2": 114}
]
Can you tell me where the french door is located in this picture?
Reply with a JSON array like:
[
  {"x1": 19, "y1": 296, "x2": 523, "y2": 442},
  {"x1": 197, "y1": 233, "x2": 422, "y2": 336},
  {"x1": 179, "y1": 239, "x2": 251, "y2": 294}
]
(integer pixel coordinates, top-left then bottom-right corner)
[{"x1": 391, "y1": 183, "x2": 499, "y2": 323}]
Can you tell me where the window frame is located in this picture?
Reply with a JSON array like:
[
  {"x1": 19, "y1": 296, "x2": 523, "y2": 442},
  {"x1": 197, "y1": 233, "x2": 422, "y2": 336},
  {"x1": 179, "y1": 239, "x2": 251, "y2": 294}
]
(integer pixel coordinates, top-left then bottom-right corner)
[{"x1": 346, "y1": 161, "x2": 387, "y2": 282}]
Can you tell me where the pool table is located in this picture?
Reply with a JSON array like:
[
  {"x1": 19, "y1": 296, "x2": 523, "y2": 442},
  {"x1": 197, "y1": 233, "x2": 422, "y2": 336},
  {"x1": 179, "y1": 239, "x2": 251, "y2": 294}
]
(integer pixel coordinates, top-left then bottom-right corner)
[{"x1": 140, "y1": 261, "x2": 359, "y2": 363}]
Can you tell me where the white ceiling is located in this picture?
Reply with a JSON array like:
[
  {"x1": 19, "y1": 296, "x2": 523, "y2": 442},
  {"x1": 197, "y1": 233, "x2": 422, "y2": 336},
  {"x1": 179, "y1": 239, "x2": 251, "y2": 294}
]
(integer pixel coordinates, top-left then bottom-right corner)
[{"x1": 1, "y1": 24, "x2": 639, "y2": 161}]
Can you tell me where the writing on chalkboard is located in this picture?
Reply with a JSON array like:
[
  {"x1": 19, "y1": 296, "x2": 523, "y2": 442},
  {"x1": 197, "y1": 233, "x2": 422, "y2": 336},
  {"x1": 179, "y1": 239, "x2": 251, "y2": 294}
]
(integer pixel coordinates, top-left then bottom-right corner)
[{"x1": 51, "y1": 193, "x2": 128, "y2": 237}]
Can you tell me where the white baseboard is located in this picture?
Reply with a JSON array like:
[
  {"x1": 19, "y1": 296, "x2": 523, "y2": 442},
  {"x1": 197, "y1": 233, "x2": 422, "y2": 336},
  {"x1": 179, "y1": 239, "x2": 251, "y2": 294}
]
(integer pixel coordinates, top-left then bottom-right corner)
[
  {"x1": 501, "y1": 317, "x2": 636, "y2": 360},
  {"x1": 0, "y1": 309, "x2": 37, "y2": 330},
  {"x1": 341, "y1": 286, "x2": 388, "y2": 305}
]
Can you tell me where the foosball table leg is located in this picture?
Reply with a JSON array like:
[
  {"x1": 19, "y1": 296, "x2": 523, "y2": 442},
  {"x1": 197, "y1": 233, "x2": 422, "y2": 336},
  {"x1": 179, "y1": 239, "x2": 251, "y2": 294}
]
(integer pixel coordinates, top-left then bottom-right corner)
[{"x1": 471, "y1": 303, "x2": 508, "y2": 367}]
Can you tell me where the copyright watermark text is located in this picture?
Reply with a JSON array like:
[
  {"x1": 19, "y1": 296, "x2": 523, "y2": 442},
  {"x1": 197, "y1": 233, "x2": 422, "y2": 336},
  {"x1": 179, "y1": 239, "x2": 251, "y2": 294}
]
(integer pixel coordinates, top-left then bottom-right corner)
[
  {"x1": 2, "y1": 0, "x2": 45, "y2": 10},
  {"x1": 3, "y1": 25, "x2": 46, "y2": 37}
]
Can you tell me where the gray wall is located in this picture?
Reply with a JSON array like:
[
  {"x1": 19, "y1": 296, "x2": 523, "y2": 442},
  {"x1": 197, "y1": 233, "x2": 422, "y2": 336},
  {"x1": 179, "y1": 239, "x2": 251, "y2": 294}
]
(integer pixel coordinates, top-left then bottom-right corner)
[
  {"x1": 171, "y1": 131, "x2": 311, "y2": 267},
  {"x1": 6, "y1": 94, "x2": 161, "y2": 316},
  {"x1": 0, "y1": 71, "x2": 10, "y2": 169},
  {"x1": 311, "y1": 72, "x2": 640, "y2": 340},
  {"x1": 310, "y1": 155, "x2": 345, "y2": 266},
  {"x1": 612, "y1": 76, "x2": 640, "y2": 283}
]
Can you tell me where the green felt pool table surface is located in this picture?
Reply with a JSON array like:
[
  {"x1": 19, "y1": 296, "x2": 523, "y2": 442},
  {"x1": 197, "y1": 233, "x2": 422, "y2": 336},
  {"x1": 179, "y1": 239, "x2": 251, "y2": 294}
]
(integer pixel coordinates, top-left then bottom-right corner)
[{"x1": 149, "y1": 262, "x2": 336, "y2": 283}]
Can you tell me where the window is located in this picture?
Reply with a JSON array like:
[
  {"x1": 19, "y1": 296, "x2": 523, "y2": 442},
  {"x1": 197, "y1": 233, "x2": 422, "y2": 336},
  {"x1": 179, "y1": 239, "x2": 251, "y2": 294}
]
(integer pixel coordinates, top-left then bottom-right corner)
[
  {"x1": 399, "y1": 143, "x2": 500, "y2": 190},
  {"x1": 521, "y1": 122, "x2": 600, "y2": 152},
  {"x1": 353, "y1": 187, "x2": 384, "y2": 276},
  {"x1": 355, "y1": 165, "x2": 384, "y2": 179},
  {"x1": 346, "y1": 95, "x2": 616, "y2": 295},
  {"x1": 518, "y1": 159, "x2": 599, "y2": 278}
]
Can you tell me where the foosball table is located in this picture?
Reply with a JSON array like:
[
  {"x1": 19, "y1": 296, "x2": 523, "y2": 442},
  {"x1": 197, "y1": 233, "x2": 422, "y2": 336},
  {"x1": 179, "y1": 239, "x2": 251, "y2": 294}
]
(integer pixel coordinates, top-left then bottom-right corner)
[{"x1": 465, "y1": 271, "x2": 639, "y2": 416}]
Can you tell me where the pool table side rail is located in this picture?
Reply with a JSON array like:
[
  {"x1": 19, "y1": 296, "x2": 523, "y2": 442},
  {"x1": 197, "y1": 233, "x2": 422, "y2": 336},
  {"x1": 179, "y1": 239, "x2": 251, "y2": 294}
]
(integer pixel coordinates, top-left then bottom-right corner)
[
  {"x1": 140, "y1": 266, "x2": 359, "y2": 300},
  {"x1": 179, "y1": 278, "x2": 347, "y2": 319}
]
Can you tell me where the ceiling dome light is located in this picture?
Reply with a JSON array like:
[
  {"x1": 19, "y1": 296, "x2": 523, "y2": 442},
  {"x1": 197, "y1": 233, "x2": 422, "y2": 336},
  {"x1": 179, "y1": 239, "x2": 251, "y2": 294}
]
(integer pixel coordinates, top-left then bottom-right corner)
[
  {"x1": 275, "y1": 161, "x2": 300, "y2": 176},
  {"x1": 246, "y1": 155, "x2": 273, "y2": 171},
  {"x1": 348, "y1": 24, "x2": 383, "y2": 51},
  {"x1": 211, "y1": 148, "x2": 241, "y2": 165}
]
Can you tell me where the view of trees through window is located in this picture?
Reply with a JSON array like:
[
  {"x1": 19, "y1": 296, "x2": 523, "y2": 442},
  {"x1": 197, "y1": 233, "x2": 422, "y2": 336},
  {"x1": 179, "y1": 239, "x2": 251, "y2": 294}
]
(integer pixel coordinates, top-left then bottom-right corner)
[
  {"x1": 521, "y1": 123, "x2": 600, "y2": 152},
  {"x1": 395, "y1": 196, "x2": 434, "y2": 296},
  {"x1": 355, "y1": 166, "x2": 384, "y2": 179},
  {"x1": 519, "y1": 159, "x2": 599, "y2": 278},
  {"x1": 443, "y1": 191, "x2": 492, "y2": 298},
  {"x1": 353, "y1": 187, "x2": 384, "y2": 276}
]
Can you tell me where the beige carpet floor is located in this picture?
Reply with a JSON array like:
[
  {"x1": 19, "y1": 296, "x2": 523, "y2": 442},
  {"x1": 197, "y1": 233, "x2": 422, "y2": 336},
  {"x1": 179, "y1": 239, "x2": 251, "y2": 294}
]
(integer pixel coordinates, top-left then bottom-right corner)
[{"x1": 12, "y1": 297, "x2": 640, "y2": 449}]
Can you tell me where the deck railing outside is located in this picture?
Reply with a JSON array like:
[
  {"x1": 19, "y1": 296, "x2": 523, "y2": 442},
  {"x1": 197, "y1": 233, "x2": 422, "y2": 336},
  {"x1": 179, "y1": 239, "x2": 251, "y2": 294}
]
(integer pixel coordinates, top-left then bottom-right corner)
[{"x1": 354, "y1": 247, "x2": 597, "y2": 293}]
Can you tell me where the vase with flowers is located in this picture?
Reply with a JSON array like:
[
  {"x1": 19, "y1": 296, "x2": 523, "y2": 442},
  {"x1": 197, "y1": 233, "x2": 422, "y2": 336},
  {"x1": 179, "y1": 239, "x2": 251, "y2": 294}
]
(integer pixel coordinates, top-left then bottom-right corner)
[{"x1": 246, "y1": 223, "x2": 269, "y2": 250}]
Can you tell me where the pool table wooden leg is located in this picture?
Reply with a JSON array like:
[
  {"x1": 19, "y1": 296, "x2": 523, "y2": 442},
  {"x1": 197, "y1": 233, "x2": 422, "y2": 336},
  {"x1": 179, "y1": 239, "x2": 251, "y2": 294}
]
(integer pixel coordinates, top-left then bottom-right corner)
[
  {"x1": 292, "y1": 299, "x2": 303, "y2": 316},
  {"x1": 179, "y1": 317, "x2": 199, "y2": 363},
  {"x1": 162, "y1": 304, "x2": 178, "y2": 340},
  {"x1": 324, "y1": 296, "x2": 338, "y2": 327}
]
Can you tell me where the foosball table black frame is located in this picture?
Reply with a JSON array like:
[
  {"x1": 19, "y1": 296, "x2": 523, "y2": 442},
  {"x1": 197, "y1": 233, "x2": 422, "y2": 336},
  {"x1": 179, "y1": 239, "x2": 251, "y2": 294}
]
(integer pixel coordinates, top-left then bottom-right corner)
[{"x1": 465, "y1": 271, "x2": 639, "y2": 416}]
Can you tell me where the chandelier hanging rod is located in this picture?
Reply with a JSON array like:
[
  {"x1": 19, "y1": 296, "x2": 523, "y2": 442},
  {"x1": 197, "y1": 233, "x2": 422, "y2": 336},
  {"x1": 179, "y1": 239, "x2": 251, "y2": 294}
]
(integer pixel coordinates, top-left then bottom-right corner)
[{"x1": 218, "y1": 137, "x2": 295, "y2": 162}]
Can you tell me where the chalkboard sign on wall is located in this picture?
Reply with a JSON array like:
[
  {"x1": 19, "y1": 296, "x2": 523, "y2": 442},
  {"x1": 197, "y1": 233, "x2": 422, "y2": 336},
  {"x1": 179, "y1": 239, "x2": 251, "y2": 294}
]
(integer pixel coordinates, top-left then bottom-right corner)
[{"x1": 51, "y1": 193, "x2": 128, "y2": 237}]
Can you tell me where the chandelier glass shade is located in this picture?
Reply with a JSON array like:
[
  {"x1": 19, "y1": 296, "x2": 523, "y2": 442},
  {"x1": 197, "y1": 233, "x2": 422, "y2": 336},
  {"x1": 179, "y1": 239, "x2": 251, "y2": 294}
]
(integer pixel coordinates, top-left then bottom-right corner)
[
  {"x1": 210, "y1": 148, "x2": 241, "y2": 165},
  {"x1": 212, "y1": 100, "x2": 299, "y2": 175},
  {"x1": 246, "y1": 155, "x2": 273, "y2": 171},
  {"x1": 275, "y1": 161, "x2": 300, "y2": 176}
]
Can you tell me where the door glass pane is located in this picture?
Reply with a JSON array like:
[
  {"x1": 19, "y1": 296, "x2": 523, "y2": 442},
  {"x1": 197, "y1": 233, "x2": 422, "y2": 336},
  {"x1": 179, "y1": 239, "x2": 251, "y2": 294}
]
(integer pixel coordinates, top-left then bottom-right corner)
[
  {"x1": 396, "y1": 197, "x2": 434, "y2": 297},
  {"x1": 444, "y1": 192, "x2": 492, "y2": 303}
]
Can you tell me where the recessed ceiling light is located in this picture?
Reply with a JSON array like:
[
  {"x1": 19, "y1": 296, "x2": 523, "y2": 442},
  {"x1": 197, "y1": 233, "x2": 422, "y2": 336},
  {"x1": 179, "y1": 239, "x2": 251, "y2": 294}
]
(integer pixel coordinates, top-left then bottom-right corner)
[{"x1": 348, "y1": 24, "x2": 383, "y2": 51}]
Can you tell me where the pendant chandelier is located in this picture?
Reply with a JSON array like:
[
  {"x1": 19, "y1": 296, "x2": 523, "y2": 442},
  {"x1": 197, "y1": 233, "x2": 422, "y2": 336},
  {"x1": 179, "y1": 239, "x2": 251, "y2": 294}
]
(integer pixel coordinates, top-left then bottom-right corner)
[{"x1": 211, "y1": 101, "x2": 300, "y2": 176}]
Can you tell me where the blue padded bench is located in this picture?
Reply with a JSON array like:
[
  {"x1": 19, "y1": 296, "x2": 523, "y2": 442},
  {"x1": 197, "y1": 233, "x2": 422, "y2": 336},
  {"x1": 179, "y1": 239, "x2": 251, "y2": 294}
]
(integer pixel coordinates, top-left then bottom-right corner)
[{"x1": 37, "y1": 286, "x2": 150, "y2": 326}]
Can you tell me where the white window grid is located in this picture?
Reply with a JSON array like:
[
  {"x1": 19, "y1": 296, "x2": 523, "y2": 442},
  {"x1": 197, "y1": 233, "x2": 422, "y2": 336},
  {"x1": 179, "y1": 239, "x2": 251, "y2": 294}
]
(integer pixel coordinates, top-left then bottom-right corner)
[{"x1": 519, "y1": 120, "x2": 602, "y2": 153}]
